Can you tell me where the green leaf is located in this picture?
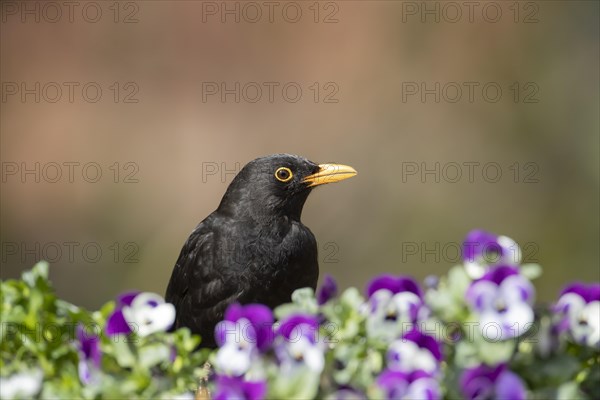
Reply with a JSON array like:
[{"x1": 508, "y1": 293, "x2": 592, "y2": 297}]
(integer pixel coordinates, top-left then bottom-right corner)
[
  {"x1": 22, "y1": 261, "x2": 49, "y2": 287},
  {"x1": 139, "y1": 343, "x2": 171, "y2": 368},
  {"x1": 454, "y1": 341, "x2": 480, "y2": 368},
  {"x1": 291, "y1": 287, "x2": 318, "y2": 313},
  {"x1": 111, "y1": 338, "x2": 137, "y2": 368},
  {"x1": 274, "y1": 303, "x2": 304, "y2": 320},
  {"x1": 270, "y1": 368, "x2": 321, "y2": 400},
  {"x1": 478, "y1": 339, "x2": 516, "y2": 365},
  {"x1": 447, "y1": 265, "x2": 471, "y2": 299},
  {"x1": 556, "y1": 382, "x2": 581, "y2": 400}
]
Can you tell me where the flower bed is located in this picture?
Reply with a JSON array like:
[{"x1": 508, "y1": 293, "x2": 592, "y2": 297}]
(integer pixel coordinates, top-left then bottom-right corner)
[{"x1": 1, "y1": 230, "x2": 598, "y2": 399}]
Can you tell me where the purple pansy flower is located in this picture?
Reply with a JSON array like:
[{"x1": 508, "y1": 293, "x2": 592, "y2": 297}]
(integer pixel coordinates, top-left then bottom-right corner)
[
  {"x1": 365, "y1": 275, "x2": 428, "y2": 341},
  {"x1": 554, "y1": 282, "x2": 600, "y2": 348},
  {"x1": 376, "y1": 370, "x2": 441, "y2": 400},
  {"x1": 317, "y1": 274, "x2": 338, "y2": 305},
  {"x1": 214, "y1": 375, "x2": 267, "y2": 400},
  {"x1": 276, "y1": 314, "x2": 324, "y2": 373},
  {"x1": 466, "y1": 265, "x2": 535, "y2": 340},
  {"x1": 460, "y1": 364, "x2": 527, "y2": 400},
  {"x1": 106, "y1": 291, "x2": 175, "y2": 337},
  {"x1": 367, "y1": 275, "x2": 423, "y2": 299},
  {"x1": 76, "y1": 324, "x2": 102, "y2": 384},
  {"x1": 387, "y1": 330, "x2": 442, "y2": 375},
  {"x1": 216, "y1": 303, "x2": 274, "y2": 350},
  {"x1": 462, "y1": 230, "x2": 521, "y2": 279},
  {"x1": 214, "y1": 303, "x2": 274, "y2": 376}
]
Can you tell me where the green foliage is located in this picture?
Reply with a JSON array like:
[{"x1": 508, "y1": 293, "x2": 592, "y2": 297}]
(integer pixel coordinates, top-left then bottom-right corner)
[{"x1": 1, "y1": 262, "x2": 207, "y2": 399}]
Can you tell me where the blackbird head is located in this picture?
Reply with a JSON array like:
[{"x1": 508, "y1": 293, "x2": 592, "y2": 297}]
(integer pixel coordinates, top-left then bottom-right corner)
[{"x1": 217, "y1": 154, "x2": 357, "y2": 221}]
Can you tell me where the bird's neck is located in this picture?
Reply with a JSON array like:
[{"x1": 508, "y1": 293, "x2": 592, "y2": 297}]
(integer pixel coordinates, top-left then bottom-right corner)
[
  {"x1": 219, "y1": 203, "x2": 302, "y2": 225},
  {"x1": 217, "y1": 189, "x2": 308, "y2": 223}
]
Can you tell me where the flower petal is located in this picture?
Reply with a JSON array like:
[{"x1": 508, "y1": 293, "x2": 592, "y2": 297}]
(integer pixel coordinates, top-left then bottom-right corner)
[
  {"x1": 402, "y1": 330, "x2": 443, "y2": 361},
  {"x1": 215, "y1": 339, "x2": 254, "y2": 376},
  {"x1": 117, "y1": 291, "x2": 140, "y2": 307},
  {"x1": 298, "y1": 340, "x2": 325, "y2": 373},
  {"x1": 463, "y1": 230, "x2": 500, "y2": 263},
  {"x1": 464, "y1": 262, "x2": 487, "y2": 280},
  {"x1": 583, "y1": 301, "x2": 600, "y2": 347},
  {"x1": 560, "y1": 282, "x2": 590, "y2": 301},
  {"x1": 223, "y1": 303, "x2": 274, "y2": 350},
  {"x1": 76, "y1": 325, "x2": 101, "y2": 368},
  {"x1": 561, "y1": 282, "x2": 600, "y2": 303},
  {"x1": 242, "y1": 379, "x2": 268, "y2": 400},
  {"x1": 241, "y1": 305, "x2": 274, "y2": 350},
  {"x1": 376, "y1": 370, "x2": 410, "y2": 400},
  {"x1": 460, "y1": 364, "x2": 504, "y2": 400},
  {"x1": 0, "y1": 370, "x2": 43, "y2": 400},
  {"x1": 555, "y1": 292, "x2": 586, "y2": 315},
  {"x1": 405, "y1": 377, "x2": 441, "y2": 400},
  {"x1": 501, "y1": 302, "x2": 534, "y2": 338},
  {"x1": 105, "y1": 309, "x2": 132, "y2": 336},
  {"x1": 130, "y1": 292, "x2": 166, "y2": 309},
  {"x1": 466, "y1": 280, "x2": 498, "y2": 312},
  {"x1": 500, "y1": 275, "x2": 535, "y2": 305},
  {"x1": 388, "y1": 340, "x2": 437, "y2": 374},
  {"x1": 317, "y1": 274, "x2": 338, "y2": 305},
  {"x1": 126, "y1": 302, "x2": 176, "y2": 337},
  {"x1": 479, "y1": 265, "x2": 519, "y2": 286},
  {"x1": 278, "y1": 314, "x2": 320, "y2": 343},
  {"x1": 497, "y1": 235, "x2": 522, "y2": 264},
  {"x1": 589, "y1": 284, "x2": 600, "y2": 303},
  {"x1": 214, "y1": 375, "x2": 267, "y2": 400},
  {"x1": 495, "y1": 370, "x2": 527, "y2": 400},
  {"x1": 367, "y1": 275, "x2": 422, "y2": 298},
  {"x1": 391, "y1": 291, "x2": 423, "y2": 322}
]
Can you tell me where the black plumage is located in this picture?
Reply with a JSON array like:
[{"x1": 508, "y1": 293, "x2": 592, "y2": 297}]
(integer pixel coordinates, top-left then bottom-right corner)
[{"x1": 165, "y1": 154, "x2": 356, "y2": 347}]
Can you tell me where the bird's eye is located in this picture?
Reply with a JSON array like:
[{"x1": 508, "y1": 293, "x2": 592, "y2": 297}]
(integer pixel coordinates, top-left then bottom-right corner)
[{"x1": 275, "y1": 167, "x2": 293, "y2": 182}]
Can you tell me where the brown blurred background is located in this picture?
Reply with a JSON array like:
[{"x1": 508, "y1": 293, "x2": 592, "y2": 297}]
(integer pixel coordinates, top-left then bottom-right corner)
[{"x1": 1, "y1": 1, "x2": 598, "y2": 309}]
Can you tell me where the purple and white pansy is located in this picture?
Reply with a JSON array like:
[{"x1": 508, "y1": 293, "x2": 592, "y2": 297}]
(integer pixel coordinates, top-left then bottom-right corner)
[
  {"x1": 387, "y1": 330, "x2": 442, "y2": 376},
  {"x1": 462, "y1": 230, "x2": 522, "y2": 279},
  {"x1": 554, "y1": 282, "x2": 600, "y2": 348},
  {"x1": 214, "y1": 303, "x2": 274, "y2": 376},
  {"x1": 275, "y1": 314, "x2": 325, "y2": 374},
  {"x1": 460, "y1": 363, "x2": 527, "y2": 400},
  {"x1": 365, "y1": 275, "x2": 428, "y2": 341},
  {"x1": 466, "y1": 265, "x2": 535, "y2": 340},
  {"x1": 376, "y1": 369, "x2": 441, "y2": 400},
  {"x1": 76, "y1": 324, "x2": 102, "y2": 384},
  {"x1": 106, "y1": 291, "x2": 175, "y2": 337}
]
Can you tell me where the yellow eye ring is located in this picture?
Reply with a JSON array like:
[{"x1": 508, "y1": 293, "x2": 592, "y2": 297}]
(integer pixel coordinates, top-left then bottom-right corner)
[{"x1": 275, "y1": 167, "x2": 293, "y2": 182}]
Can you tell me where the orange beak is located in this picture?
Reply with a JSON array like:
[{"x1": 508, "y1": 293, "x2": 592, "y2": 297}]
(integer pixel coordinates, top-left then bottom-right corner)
[{"x1": 303, "y1": 163, "x2": 357, "y2": 187}]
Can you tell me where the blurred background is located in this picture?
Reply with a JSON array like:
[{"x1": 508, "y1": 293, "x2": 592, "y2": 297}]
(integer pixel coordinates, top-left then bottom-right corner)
[{"x1": 1, "y1": 1, "x2": 598, "y2": 309}]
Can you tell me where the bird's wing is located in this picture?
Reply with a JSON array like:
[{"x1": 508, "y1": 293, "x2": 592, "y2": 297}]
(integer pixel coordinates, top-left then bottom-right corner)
[
  {"x1": 165, "y1": 227, "x2": 207, "y2": 312},
  {"x1": 165, "y1": 220, "x2": 242, "y2": 343}
]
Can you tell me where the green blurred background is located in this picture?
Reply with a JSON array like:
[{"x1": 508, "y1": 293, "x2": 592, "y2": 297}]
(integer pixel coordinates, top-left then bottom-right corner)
[{"x1": 1, "y1": 1, "x2": 598, "y2": 309}]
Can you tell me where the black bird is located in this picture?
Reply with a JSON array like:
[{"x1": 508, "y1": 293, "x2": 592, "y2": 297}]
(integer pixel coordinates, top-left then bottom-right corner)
[{"x1": 165, "y1": 154, "x2": 356, "y2": 347}]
